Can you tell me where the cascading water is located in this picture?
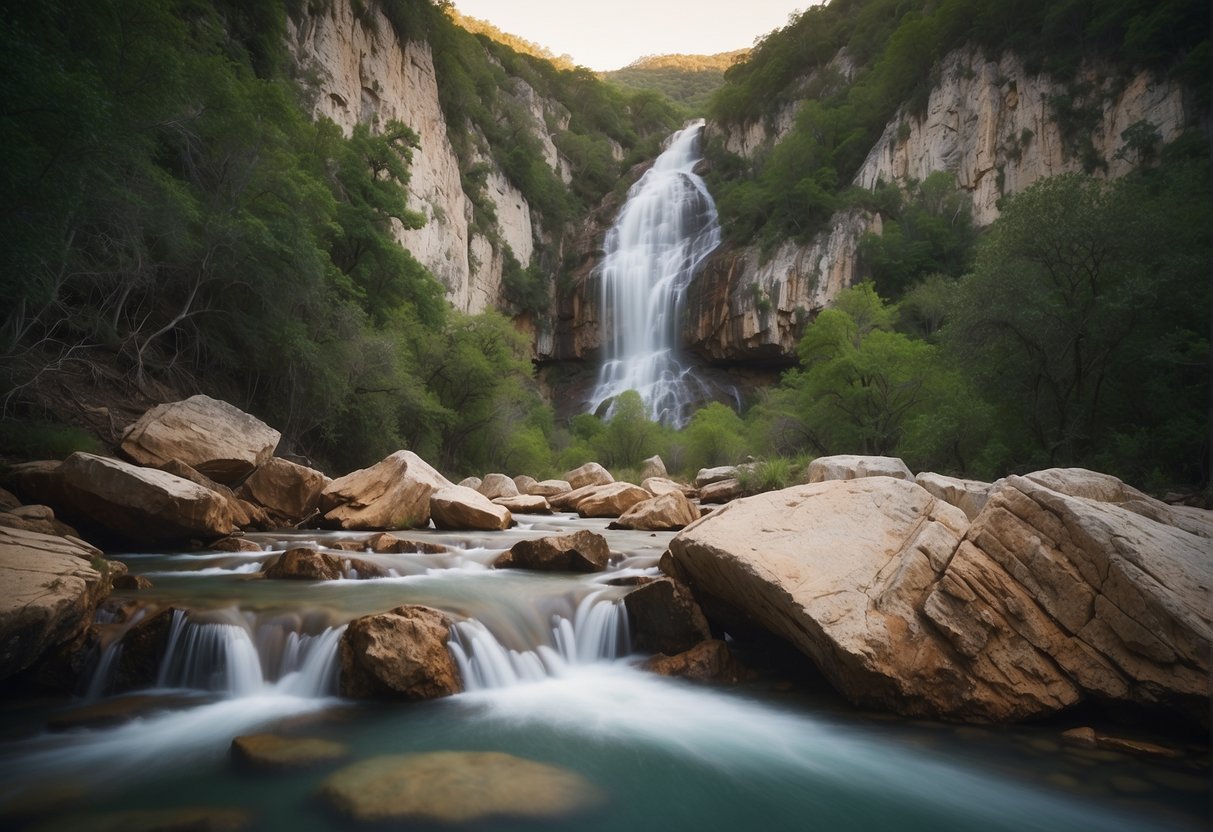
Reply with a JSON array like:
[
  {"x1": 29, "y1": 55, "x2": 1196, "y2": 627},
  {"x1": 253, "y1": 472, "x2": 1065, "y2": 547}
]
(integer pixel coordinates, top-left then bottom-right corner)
[{"x1": 589, "y1": 119, "x2": 722, "y2": 426}]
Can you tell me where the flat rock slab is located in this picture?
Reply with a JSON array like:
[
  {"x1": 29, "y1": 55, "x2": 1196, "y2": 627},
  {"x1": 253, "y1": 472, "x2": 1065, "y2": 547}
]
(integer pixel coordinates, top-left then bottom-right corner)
[
  {"x1": 230, "y1": 733, "x2": 348, "y2": 769},
  {"x1": 319, "y1": 751, "x2": 604, "y2": 824}
]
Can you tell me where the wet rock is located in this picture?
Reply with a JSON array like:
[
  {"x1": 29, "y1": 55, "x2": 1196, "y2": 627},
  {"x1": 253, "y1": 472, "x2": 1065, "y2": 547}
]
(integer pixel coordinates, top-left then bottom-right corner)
[
  {"x1": 806, "y1": 454, "x2": 914, "y2": 483},
  {"x1": 477, "y1": 473, "x2": 519, "y2": 500},
  {"x1": 364, "y1": 532, "x2": 446, "y2": 554},
  {"x1": 319, "y1": 751, "x2": 604, "y2": 824},
  {"x1": 230, "y1": 733, "x2": 348, "y2": 769},
  {"x1": 495, "y1": 530, "x2": 610, "y2": 572},
  {"x1": 119, "y1": 394, "x2": 280, "y2": 486},
  {"x1": 429, "y1": 486, "x2": 512, "y2": 531},
  {"x1": 694, "y1": 466, "x2": 737, "y2": 488},
  {"x1": 528, "y1": 479, "x2": 572, "y2": 498},
  {"x1": 339, "y1": 605, "x2": 461, "y2": 700},
  {"x1": 915, "y1": 472, "x2": 992, "y2": 520},
  {"x1": 698, "y1": 478, "x2": 742, "y2": 504},
  {"x1": 319, "y1": 451, "x2": 452, "y2": 530},
  {"x1": 491, "y1": 494, "x2": 552, "y2": 514},
  {"x1": 639, "y1": 455, "x2": 668, "y2": 480},
  {"x1": 624, "y1": 577, "x2": 712, "y2": 654},
  {"x1": 565, "y1": 462, "x2": 614, "y2": 490},
  {"x1": 263, "y1": 547, "x2": 386, "y2": 580},
  {"x1": 642, "y1": 640, "x2": 742, "y2": 683},
  {"x1": 107, "y1": 607, "x2": 178, "y2": 690},
  {"x1": 611, "y1": 491, "x2": 700, "y2": 531},
  {"x1": 238, "y1": 457, "x2": 330, "y2": 524},
  {"x1": 111, "y1": 574, "x2": 153, "y2": 590},
  {"x1": 576, "y1": 482, "x2": 650, "y2": 518},
  {"x1": 211, "y1": 536, "x2": 263, "y2": 553},
  {"x1": 1061, "y1": 727, "x2": 1183, "y2": 759},
  {"x1": 46, "y1": 692, "x2": 200, "y2": 731}
]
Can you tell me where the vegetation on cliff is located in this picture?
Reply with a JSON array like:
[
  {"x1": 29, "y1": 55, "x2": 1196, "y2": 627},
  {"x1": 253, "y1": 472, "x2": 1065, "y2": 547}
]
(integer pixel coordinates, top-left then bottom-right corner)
[{"x1": 603, "y1": 52, "x2": 748, "y2": 113}]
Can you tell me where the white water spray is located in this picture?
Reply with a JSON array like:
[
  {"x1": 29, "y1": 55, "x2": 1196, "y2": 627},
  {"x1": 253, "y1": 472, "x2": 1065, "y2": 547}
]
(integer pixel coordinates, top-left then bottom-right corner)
[{"x1": 589, "y1": 120, "x2": 721, "y2": 426}]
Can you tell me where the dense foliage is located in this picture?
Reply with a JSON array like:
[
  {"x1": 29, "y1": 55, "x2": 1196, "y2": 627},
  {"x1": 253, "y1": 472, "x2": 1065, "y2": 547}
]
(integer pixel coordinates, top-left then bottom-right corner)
[{"x1": 603, "y1": 51, "x2": 747, "y2": 113}]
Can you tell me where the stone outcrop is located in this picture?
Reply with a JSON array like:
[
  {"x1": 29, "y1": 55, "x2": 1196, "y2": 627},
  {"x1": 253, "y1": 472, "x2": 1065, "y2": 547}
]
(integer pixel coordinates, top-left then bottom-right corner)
[
  {"x1": 319, "y1": 451, "x2": 451, "y2": 530},
  {"x1": 429, "y1": 486, "x2": 512, "y2": 531},
  {"x1": 57, "y1": 453, "x2": 236, "y2": 545},
  {"x1": 238, "y1": 458, "x2": 330, "y2": 524},
  {"x1": 494, "y1": 530, "x2": 610, "y2": 573},
  {"x1": 0, "y1": 527, "x2": 110, "y2": 682},
  {"x1": 915, "y1": 472, "x2": 992, "y2": 520},
  {"x1": 669, "y1": 473, "x2": 1212, "y2": 723},
  {"x1": 575, "y1": 482, "x2": 651, "y2": 518},
  {"x1": 119, "y1": 395, "x2": 280, "y2": 486},
  {"x1": 339, "y1": 605, "x2": 462, "y2": 700},
  {"x1": 806, "y1": 454, "x2": 914, "y2": 484},
  {"x1": 565, "y1": 462, "x2": 614, "y2": 490},
  {"x1": 611, "y1": 491, "x2": 700, "y2": 531}
]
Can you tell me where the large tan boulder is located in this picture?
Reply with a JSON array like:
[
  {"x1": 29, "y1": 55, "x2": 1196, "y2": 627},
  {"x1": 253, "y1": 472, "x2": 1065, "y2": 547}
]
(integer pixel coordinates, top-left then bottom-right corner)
[
  {"x1": 57, "y1": 453, "x2": 236, "y2": 545},
  {"x1": 547, "y1": 484, "x2": 603, "y2": 511},
  {"x1": 805, "y1": 454, "x2": 913, "y2": 483},
  {"x1": 495, "y1": 530, "x2": 610, "y2": 572},
  {"x1": 576, "y1": 482, "x2": 651, "y2": 518},
  {"x1": 0, "y1": 527, "x2": 110, "y2": 681},
  {"x1": 476, "y1": 473, "x2": 519, "y2": 500},
  {"x1": 429, "y1": 486, "x2": 512, "y2": 531},
  {"x1": 158, "y1": 459, "x2": 268, "y2": 530},
  {"x1": 492, "y1": 494, "x2": 552, "y2": 515},
  {"x1": 119, "y1": 394, "x2": 280, "y2": 486},
  {"x1": 238, "y1": 458, "x2": 330, "y2": 524},
  {"x1": 698, "y1": 478, "x2": 742, "y2": 504},
  {"x1": 611, "y1": 491, "x2": 700, "y2": 531},
  {"x1": 641, "y1": 477, "x2": 686, "y2": 497},
  {"x1": 565, "y1": 462, "x2": 613, "y2": 490},
  {"x1": 320, "y1": 451, "x2": 451, "y2": 531},
  {"x1": 339, "y1": 605, "x2": 462, "y2": 700},
  {"x1": 915, "y1": 472, "x2": 992, "y2": 520},
  {"x1": 528, "y1": 479, "x2": 572, "y2": 498},
  {"x1": 513, "y1": 474, "x2": 538, "y2": 494},
  {"x1": 670, "y1": 473, "x2": 1213, "y2": 724},
  {"x1": 319, "y1": 752, "x2": 604, "y2": 824},
  {"x1": 639, "y1": 455, "x2": 668, "y2": 480},
  {"x1": 694, "y1": 466, "x2": 737, "y2": 488}
]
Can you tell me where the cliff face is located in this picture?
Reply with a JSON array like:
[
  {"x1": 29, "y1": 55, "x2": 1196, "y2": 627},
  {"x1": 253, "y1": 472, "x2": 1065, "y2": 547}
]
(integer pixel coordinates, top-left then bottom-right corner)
[
  {"x1": 683, "y1": 48, "x2": 1189, "y2": 363},
  {"x1": 286, "y1": 0, "x2": 563, "y2": 315}
]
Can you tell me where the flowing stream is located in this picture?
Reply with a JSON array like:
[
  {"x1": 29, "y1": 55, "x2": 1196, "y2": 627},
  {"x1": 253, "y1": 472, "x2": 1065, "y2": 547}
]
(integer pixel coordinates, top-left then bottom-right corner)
[
  {"x1": 0, "y1": 516, "x2": 1206, "y2": 831},
  {"x1": 589, "y1": 120, "x2": 723, "y2": 426}
]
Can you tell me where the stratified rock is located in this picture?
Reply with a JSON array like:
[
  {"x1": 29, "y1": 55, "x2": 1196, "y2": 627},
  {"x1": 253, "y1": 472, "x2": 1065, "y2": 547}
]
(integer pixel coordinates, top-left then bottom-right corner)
[
  {"x1": 528, "y1": 479, "x2": 572, "y2": 498},
  {"x1": 641, "y1": 640, "x2": 742, "y2": 683},
  {"x1": 642, "y1": 477, "x2": 686, "y2": 497},
  {"x1": 513, "y1": 474, "x2": 538, "y2": 495},
  {"x1": 495, "y1": 530, "x2": 610, "y2": 572},
  {"x1": 263, "y1": 548, "x2": 386, "y2": 580},
  {"x1": 119, "y1": 394, "x2": 280, "y2": 486},
  {"x1": 565, "y1": 462, "x2": 614, "y2": 490},
  {"x1": 806, "y1": 454, "x2": 913, "y2": 483},
  {"x1": 477, "y1": 473, "x2": 519, "y2": 500},
  {"x1": 612, "y1": 491, "x2": 700, "y2": 531},
  {"x1": 339, "y1": 606, "x2": 461, "y2": 699},
  {"x1": 639, "y1": 455, "x2": 668, "y2": 481},
  {"x1": 576, "y1": 482, "x2": 651, "y2": 518},
  {"x1": 230, "y1": 734, "x2": 348, "y2": 769},
  {"x1": 57, "y1": 453, "x2": 235, "y2": 545},
  {"x1": 624, "y1": 577, "x2": 712, "y2": 654},
  {"x1": 492, "y1": 494, "x2": 552, "y2": 515},
  {"x1": 0, "y1": 527, "x2": 111, "y2": 682},
  {"x1": 695, "y1": 466, "x2": 738, "y2": 488},
  {"x1": 319, "y1": 751, "x2": 604, "y2": 824},
  {"x1": 320, "y1": 451, "x2": 452, "y2": 531},
  {"x1": 238, "y1": 458, "x2": 330, "y2": 524},
  {"x1": 429, "y1": 486, "x2": 512, "y2": 531},
  {"x1": 915, "y1": 472, "x2": 992, "y2": 520},
  {"x1": 698, "y1": 478, "x2": 742, "y2": 504}
]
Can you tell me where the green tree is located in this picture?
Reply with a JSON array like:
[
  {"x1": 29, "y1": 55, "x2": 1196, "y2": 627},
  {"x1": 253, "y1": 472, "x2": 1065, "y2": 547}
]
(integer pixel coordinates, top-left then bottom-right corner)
[{"x1": 595, "y1": 390, "x2": 661, "y2": 469}]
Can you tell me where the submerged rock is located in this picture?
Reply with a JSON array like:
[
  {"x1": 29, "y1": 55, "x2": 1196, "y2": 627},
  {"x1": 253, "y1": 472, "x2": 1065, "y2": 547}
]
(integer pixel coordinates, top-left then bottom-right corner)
[
  {"x1": 429, "y1": 486, "x2": 512, "y2": 531},
  {"x1": 230, "y1": 733, "x2": 348, "y2": 769},
  {"x1": 263, "y1": 548, "x2": 386, "y2": 580},
  {"x1": 319, "y1": 751, "x2": 604, "y2": 824},
  {"x1": 339, "y1": 605, "x2": 461, "y2": 699},
  {"x1": 28, "y1": 807, "x2": 251, "y2": 832},
  {"x1": 319, "y1": 451, "x2": 452, "y2": 531},
  {"x1": 495, "y1": 530, "x2": 611, "y2": 572},
  {"x1": 642, "y1": 639, "x2": 742, "y2": 684}
]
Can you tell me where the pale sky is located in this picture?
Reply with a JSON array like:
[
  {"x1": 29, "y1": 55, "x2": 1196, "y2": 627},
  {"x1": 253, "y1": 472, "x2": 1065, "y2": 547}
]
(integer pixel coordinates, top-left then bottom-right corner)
[{"x1": 450, "y1": 1, "x2": 809, "y2": 72}]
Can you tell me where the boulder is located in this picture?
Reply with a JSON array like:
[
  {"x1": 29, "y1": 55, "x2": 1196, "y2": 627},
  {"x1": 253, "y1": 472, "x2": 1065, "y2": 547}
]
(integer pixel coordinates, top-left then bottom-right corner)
[
  {"x1": 319, "y1": 451, "x2": 452, "y2": 531},
  {"x1": 576, "y1": 482, "x2": 651, "y2": 518},
  {"x1": 547, "y1": 484, "x2": 603, "y2": 511},
  {"x1": 230, "y1": 734, "x2": 348, "y2": 770},
  {"x1": 0, "y1": 505, "x2": 79, "y2": 539},
  {"x1": 565, "y1": 462, "x2": 614, "y2": 490},
  {"x1": 806, "y1": 454, "x2": 914, "y2": 483},
  {"x1": 915, "y1": 472, "x2": 992, "y2": 520},
  {"x1": 429, "y1": 486, "x2": 512, "y2": 531},
  {"x1": 457, "y1": 476, "x2": 482, "y2": 490},
  {"x1": 158, "y1": 459, "x2": 269, "y2": 530},
  {"x1": 513, "y1": 474, "x2": 538, "y2": 494},
  {"x1": 119, "y1": 394, "x2": 280, "y2": 486},
  {"x1": 639, "y1": 455, "x2": 668, "y2": 481},
  {"x1": 0, "y1": 527, "x2": 111, "y2": 682},
  {"x1": 641, "y1": 640, "x2": 742, "y2": 684},
  {"x1": 4, "y1": 460, "x2": 69, "y2": 508},
  {"x1": 492, "y1": 494, "x2": 552, "y2": 515},
  {"x1": 476, "y1": 473, "x2": 519, "y2": 500},
  {"x1": 319, "y1": 751, "x2": 604, "y2": 824},
  {"x1": 495, "y1": 530, "x2": 611, "y2": 572},
  {"x1": 339, "y1": 606, "x2": 461, "y2": 699},
  {"x1": 611, "y1": 491, "x2": 700, "y2": 531},
  {"x1": 238, "y1": 458, "x2": 330, "y2": 523},
  {"x1": 695, "y1": 466, "x2": 738, "y2": 488},
  {"x1": 57, "y1": 453, "x2": 236, "y2": 545},
  {"x1": 364, "y1": 532, "x2": 447, "y2": 555},
  {"x1": 624, "y1": 577, "x2": 712, "y2": 654},
  {"x1": 0, "y1": 488, "x2": 21, "y2": 510},
  {"x1": 212, "y1": 536, "x2": 264, "y2": 553},
  {"x1": 263, "y1": 547, "x2": 386, "y2": 580},
  {"x1": 699, "y1": 478, "x2": 742, "y2": 504},
  {"x1": 111, "y1": 574, "x2": 153, "y2": 590},
  {"x1": 528, "y1": 479, "x2": 572, "y2": 498},
  {"x1": 642, "y1": 477, "x2": 687, "y2": 497}
]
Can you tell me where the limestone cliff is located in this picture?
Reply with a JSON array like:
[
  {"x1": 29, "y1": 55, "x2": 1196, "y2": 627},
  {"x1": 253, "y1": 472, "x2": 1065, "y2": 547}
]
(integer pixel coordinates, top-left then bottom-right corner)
[{"x1": 687, "y1": 47, "x2": 1190, "y2": 363}]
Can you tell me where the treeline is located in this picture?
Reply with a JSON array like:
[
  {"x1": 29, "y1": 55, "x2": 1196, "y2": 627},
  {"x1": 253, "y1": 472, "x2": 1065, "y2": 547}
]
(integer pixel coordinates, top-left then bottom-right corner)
[
  {"x1": 0, "y1": 0, "x2": 672, "y2": 476},
  {"x1": 705, "y1": 0, "x2": 1210, "y2": 248},
  {"x1": 603, "y1": 51, "x2": 747, "y2": 112}
]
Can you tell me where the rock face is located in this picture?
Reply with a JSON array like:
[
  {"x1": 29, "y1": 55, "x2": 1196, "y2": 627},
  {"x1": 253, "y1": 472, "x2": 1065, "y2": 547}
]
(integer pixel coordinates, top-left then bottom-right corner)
[
  {"x1": 669, "y1": 474, "x2": 1213, "y2": 723},
  {"x1": 565, "y1": 462, "x2": 614, "y2": 490},
  {"x1": 119, "y1": 395, "x2": 280, "y2": 486},
  {"x1": 319, "y1": 751, "x2": 604, "y2": 824},
  {"x1": 806, "y1": 454, "x2": 914, "y2": 484},
  {"x1": 319, "y1": 451, "x2": 451, "y2": 530},
  {"x1": 612, "y1": 491, "x2": 700, "y2": 531},
  {"x1": 57, "y1": 453, "x2": 236, "y2": 545},
  {"x1": 495, "y1": 530, "x2": 610, "y2": 573},
  {"x1": 339, "y1": 605, "x2": 462, "y2": 700},
  {"x1": 239, "y1": 458, "x2": 330, "y2": 524},
  {"x1": 576, "y1": 482, "x2": 651, "y2": 518},
  {"x1": 429, "y1": 486, "x2": 512, "y2": 531},
  {"x1": 0, "y1": 527, "x2": 110, "y2": 682}
]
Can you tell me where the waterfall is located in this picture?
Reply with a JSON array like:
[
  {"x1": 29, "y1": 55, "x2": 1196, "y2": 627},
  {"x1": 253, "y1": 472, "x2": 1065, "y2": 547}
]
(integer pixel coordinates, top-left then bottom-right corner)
[
  {"x1": 449, "y1": 591, "x2": 630, "y2": 690},
  {"x1": 589, "y1": 119, "x2": 721, "y2": 427}
]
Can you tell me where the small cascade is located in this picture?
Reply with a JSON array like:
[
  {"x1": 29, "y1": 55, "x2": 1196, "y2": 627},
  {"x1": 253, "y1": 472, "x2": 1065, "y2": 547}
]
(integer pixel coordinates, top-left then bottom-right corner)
[
  {"x1": 450, "y1": 591, "x2": 630, "y2": 691},
  {"x1": 589, "y1": 119, "x2": 722, "y2": 427},
  {"x1": 83, "y1": 642, "x2": 123, "y2": 701}
]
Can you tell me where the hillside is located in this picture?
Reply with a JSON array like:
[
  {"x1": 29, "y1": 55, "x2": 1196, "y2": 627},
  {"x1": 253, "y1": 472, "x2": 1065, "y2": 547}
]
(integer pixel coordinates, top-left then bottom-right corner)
[{"x1": 603, "y1": 51, "x2": 747, "y2": 113}]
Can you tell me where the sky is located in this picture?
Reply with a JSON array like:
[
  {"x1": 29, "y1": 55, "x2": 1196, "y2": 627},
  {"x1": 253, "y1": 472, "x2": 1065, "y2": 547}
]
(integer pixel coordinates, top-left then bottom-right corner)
[{"x1": 450, "y1": 1, "x2": 810, "y2": 72}]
